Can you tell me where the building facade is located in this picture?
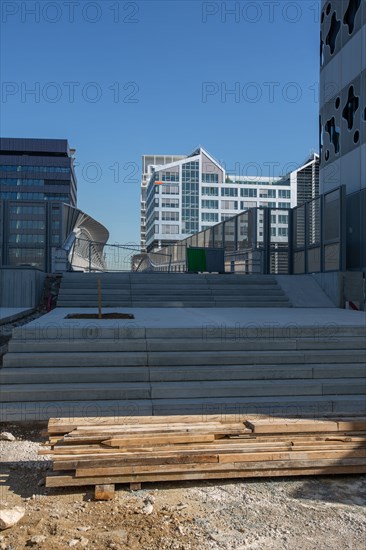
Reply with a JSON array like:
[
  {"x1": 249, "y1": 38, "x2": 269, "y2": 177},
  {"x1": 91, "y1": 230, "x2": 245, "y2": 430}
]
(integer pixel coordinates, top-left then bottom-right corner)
[
  {"x1": 144, "y1": 147, "x2": 297, "y2": 251},
  {"x1": 319, "y1": 0, "x2": 366, "y2": 270},
  {"x1": 0, "y1": 138, "x2": 108, "y2": 271},
  {"x1": 140, "y1": 154, "x2": 185, "y2": 250},
  {"x1": 278, "y1": 153, "x2": 320, "y2": 205}
]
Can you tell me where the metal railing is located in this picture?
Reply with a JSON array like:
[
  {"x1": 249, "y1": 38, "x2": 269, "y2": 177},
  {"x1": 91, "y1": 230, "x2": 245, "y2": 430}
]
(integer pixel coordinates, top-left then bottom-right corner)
[{"x1": 150, "y1": 186, "x2": 346, "y2": 275}]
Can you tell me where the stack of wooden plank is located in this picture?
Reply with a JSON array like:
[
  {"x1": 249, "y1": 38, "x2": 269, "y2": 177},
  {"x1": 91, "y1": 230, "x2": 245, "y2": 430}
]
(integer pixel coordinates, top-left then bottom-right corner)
[{"x1": 41, "y1": 414, "x2": 366, "y2": 497}]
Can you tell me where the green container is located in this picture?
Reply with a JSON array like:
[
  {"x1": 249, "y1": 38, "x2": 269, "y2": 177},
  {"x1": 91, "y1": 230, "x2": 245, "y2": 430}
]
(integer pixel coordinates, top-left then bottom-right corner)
[{"x1": 187, "y1": 248, "x2": 207, "y2": 272}]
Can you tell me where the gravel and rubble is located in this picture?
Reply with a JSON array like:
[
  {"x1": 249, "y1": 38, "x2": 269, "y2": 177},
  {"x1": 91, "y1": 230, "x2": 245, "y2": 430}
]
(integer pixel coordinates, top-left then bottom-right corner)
[{"x1": 0, "y1": 424, "x2": 365, "y2": 549}]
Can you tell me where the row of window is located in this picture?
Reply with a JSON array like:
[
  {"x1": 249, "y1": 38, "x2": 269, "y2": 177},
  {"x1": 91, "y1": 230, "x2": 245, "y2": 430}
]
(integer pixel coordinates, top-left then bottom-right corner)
[
  {"x1": 158, "y1": 185, "x2": 179, "y2": 195},
  {"x1": 202, "y1": 173, "x2": 219, "y2": 183},
  {"x1": 148, "y1": 221, "x2": 289, "y2": 237},
  {"x1": 8, "y1": 233, "x2": 61, "y2": 244},
  {"x1": 1, "y1": 192, "x2": 70, "y2": 201},
  {"x1": 152, "y1": 187, "x2": 291, "y2": 199},
  {"x1": 9, "y1": 234, "x2": 45, "y2": 243},
  {"x1": 201, "y1": 200, "x2": 291, "y2": 210},
  {"x1": 159, "y1": 171, "x2": 179, "y2": 182},
  {"x1": 9, "y1": 205, "x2": 45, "y2": 215},
  {"x1": 0, "y1": 165, "x2": 70, "y2": 174},
  {"x1": 1, "y1": 178, "x2": 70, "y2": 187},
  {"x1": 9, "y1": 220, "x2": 45, "y2": 230},
  {"x1": 271, "y1": 227, "x2": 288, "y2": 237}
]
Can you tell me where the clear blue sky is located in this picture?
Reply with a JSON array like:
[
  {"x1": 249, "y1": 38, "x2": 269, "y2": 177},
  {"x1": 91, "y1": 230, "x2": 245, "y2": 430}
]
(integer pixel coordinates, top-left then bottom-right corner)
[{"x1": 1, "y1": 0, "x2": 321, "y2": 245}]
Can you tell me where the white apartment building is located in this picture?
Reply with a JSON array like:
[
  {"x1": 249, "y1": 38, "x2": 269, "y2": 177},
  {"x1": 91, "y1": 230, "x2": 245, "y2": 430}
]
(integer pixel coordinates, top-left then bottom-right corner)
[
  {"x1": 140, "y1": 154, "x2": 184, "y2": 250},
  {"x1": 144, "y1": 147, "x2": 297, "y2": 251}
]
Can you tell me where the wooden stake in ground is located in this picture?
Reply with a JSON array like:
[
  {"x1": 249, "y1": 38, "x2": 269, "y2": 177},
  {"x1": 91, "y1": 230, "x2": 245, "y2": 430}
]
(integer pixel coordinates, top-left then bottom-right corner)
[{"x1": 97, "y1": 274, "x2": 102, "y2": 319}]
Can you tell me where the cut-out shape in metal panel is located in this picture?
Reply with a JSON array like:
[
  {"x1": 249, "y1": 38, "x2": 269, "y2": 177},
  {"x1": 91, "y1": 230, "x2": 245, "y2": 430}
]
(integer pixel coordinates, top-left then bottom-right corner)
[
  {"x1": 343, "y1": 0, "x2": 361, "y2": 35},
  {"x1": 342, "y1": 85, "x2": 360, "y2": 130},
  {"x1": 326, "y1": 11, "x2": 341, "y2": 54},
  {"x1": 325, "y1": 117, "x2": 341, "y2": 154}
]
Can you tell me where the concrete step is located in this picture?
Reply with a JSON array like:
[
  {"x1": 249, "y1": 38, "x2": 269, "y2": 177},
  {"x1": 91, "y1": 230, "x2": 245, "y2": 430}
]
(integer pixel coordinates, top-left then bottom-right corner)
[
  {"x1": 150, "y1": 378, "x2": 366, "y2": 399},
  {"x1": 0, "y1": 400, "x2": 153, "y2": 421},
  {"x1": 3, "y1": 352, "x2": 148, "y2": 368},
  {"x1": 2, "y1": 394, "x2": 365, "y2": 421},
  {"x1": 0, "y1": 366, "x2": 149, "y2": 384},
  {"x1": 149, "y1": 364, "x2": 366, "y2": 382},
  {"x1": 2, "y1": 378, "x2": 364, "y2": 402},
  {"x1": 3, "y1": 363, "x2": 364, "y2": 386},
  {"x1": 152, "y1": 395, "x2": 366, "y2": 416},
  {"x1": 147, "y1": 349, "x2": 366, "y2": 367},
  {"x1": 56, "y1": 301, "x2": 293, "y2": 308},
  {"x1": 8, "y1": 337, "x2": 366, "y2": 354},
  {"x1": 1, "y1": 382, "x2": 151, "y2": 401},
  {"x1": 12, "y1": 324, "x2": 366, "y2": 341},
  {"x1": 4, "y1": 349, "x2": 364, "y2": 368}
]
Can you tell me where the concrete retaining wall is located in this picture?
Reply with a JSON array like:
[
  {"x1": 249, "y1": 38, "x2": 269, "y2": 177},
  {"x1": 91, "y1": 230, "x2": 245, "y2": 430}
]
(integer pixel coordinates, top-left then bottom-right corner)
[{"x1": 0, "y1": 268, "x2": 45, "y2": 308}]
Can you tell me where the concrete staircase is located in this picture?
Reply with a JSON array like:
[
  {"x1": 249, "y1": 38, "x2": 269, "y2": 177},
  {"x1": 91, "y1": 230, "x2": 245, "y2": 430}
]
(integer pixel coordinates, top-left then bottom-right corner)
[
  {"x1": 1, "y1": 318, "x2": 365, "y2": 420},
  {"x1": 56, "y1": 273, "x2": 292, "y2": 308}
]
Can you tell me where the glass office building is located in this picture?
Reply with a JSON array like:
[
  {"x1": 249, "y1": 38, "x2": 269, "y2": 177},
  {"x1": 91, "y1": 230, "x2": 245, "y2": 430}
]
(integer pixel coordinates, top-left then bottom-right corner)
[{"x1": 0, "y1": 137, "x2": 108, "y2": 271}]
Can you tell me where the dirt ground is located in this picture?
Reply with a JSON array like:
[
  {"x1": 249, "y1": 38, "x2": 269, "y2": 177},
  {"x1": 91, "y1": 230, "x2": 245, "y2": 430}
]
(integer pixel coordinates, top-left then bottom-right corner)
[{"x1": 0, "y1": 423, "x2": 365, "y2": 550}]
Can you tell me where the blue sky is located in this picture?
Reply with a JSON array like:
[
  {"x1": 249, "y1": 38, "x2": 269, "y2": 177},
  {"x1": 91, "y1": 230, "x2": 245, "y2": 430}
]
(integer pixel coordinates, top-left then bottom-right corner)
[{"x1": 1, "y1": 0, "x2": 321, "y2": 244}]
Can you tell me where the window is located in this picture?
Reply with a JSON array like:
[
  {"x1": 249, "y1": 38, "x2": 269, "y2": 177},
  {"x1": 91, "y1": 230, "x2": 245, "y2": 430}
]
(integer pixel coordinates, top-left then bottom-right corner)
[
  {"x1": 241, "y1": 188, "x2": 257, "y2": 197},
  {"x1": 278, "y1": 214, "x2": 288, "y2": 224},
  {"x1": 9, "y1": 220, "x2": 45, "y2": 230},
  {"x1": 0, "y1": 165, "x2": 69, "y2": 173},
  {"x1": 9, "y1": 234, "x2": 45, "y2": 243},
  {"x1": 278, "y1": 190, "x2": 291, "y2": 199},
  {"x1": 260, "y1": 189, "x2": 276, "y2": 198},
  {"x1": 271, "y1": 227, "x2": 277, "y2": 237},
  {"x1": 161, "y1": 224, "x2": 179, "y2": 234},
  {"x1": 161, "y1": 185, "x2": 179, "y2": 194},
  {"x1": 202, "y1": 187, "x2": 218, "y2": 196},
  {"x1": 221, "y1": 214, "x2": 233, "y2": 221},
  {"x1": 240, "y1": 201, "x2": 257, "y2": 209},
  {"x1": 271, "y1": 214, "x2": 277, "y2": 224},
  {"x1": 278, "y1": 227, "x2": 288, "y2": 237},
  {"x1": 162, "y1": 211, "x2": 179, "y2": 221},
  {"x1": 160, "y1": 171, "x2": 179, "y2": 182},
  {"x1": 1, "y1": 192, "x2": 44, "y2": 200},
  {"x1": 278, "y1": 202, "x2": 291, "y2": 209},
  {"x1": 221, "y1": 200, "x2": 238, "y2": 210},
  {"x1": 221, "y1": 188, "x2": 238, "y2": 197},
  {"x1": 201, "y1": 212, "x2": 218, "y2": 223},
  {"x1": 9, "y1": 205, "x2": 44, "y2": 215},
  {"x1": 0, "y1": 178, "x2": 44, "y2": 187},
  {"x1": 202, "y1": 173, "x2": 218, "y2": 183},
  {"x1": 44, "y1": 194, "x2": 70, "y2": 201},
  {"x1": 161, "y1": 198, "x2": 179, "y2": 208},
  {"x1": 201, "y1": 199, "x2": 218, "y2": 209}
]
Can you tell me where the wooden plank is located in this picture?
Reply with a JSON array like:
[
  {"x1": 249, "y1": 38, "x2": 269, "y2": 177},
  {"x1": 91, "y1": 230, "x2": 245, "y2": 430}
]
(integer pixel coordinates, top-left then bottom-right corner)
[
  {"x1": 218, "y1": 449, "x2": 366, "y2": 463},
  {"x1": 74, "y1": 456, "x2": 366, "y2": 478},
  {"x1": 45, "y1": 464, "x2": 366, "y2": 488},
  {"x1": 245, "y1": 419, "x2": 340, "y2": 434},
  {"x1": 47, "y1": 414, "x2": 249, "y2": 430},
  {"x1": 54, "y1": 453, "x2": 220, "y2": 471},
  {"x1": 95, "y1": 484, "x2": 115, "y2": 500},
  {"x1": 101, "y1": 434, "x2": 216, "y2": 447},
  {"x1": 51, "y1": 442, "x2": 366, "y2": 471}
]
